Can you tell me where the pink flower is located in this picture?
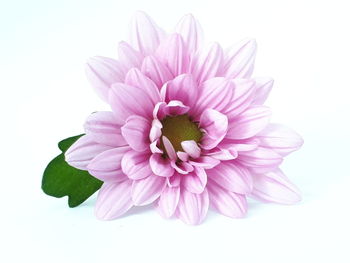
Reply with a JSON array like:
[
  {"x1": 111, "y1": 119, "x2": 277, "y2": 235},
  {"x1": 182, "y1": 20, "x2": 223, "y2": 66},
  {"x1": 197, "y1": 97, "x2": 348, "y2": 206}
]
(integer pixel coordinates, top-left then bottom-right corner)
[{"x1": 65, "y1": 12, "x2": 303, "y2": 225}]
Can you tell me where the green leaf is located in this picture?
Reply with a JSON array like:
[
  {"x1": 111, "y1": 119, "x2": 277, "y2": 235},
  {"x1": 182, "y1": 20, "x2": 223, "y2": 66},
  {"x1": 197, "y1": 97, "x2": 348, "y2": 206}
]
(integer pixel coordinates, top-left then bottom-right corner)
[{"x1": 42, "y1": 134, "x2": 103, "y2": 207}]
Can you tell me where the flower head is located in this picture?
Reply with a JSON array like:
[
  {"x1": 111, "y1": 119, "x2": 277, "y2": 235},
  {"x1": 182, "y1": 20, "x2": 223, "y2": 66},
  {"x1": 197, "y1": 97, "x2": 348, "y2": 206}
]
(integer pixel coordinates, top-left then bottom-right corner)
[{"x1": 65, "y1": 12, "x2": 303, "y2": 225}]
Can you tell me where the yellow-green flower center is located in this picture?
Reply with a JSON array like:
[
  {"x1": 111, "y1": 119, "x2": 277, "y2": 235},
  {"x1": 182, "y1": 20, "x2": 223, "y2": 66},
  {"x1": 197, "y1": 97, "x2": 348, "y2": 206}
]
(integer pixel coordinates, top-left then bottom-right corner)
[{"x1": 161, "y1": 114, "x2": 203, "y2": 153}]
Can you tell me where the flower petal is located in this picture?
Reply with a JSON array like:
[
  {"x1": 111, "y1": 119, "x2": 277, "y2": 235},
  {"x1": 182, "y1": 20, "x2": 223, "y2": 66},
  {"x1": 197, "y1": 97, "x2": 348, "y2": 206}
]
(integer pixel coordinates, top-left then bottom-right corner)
[
  {"x1": 175, "y1": 14, "x2": 203, "y2": 54},
  {"x1": 257, "y1": 123, "x2": 304, "y2": 156},
  {"x1": 221, "y1": 38, "x2": 257, "y2": 79},
  {"x1": 182, "y1": 167, "x2": 207, "y2": 194},
  {"x1": 141, "y1": 55, "x2": 173, "y2": 88},
  {"x1": 206, "y1": 162, "x2": 252, "y2": 194},
  {"x1": 65, "y1": 135, "x2": 112, "y2": 170},
  {"x1": 156, "y1": 186, "x2": 180, "y2": 218},
  {"x1": 87, "y1": 147, "x2": 130, "y2": 182},
  {"x1": 118, "y1": 41, "x2": 143, "y2": 69},
  {"x1": 121, "y1": 115, "x2": 151, "y2": 152},
  {"x1": 200, "y1": 109, "x2": 228, "y2": 150},
  {"x1": 207, "y1": 180, "x2": 247, "y2": 218},
  {"x1": 85, "y1": 56, "x2": 127, "y2": 102},
  {"x1": 175, "y1": 188, "x2": 209, "y2": 225},
  {"x1": 226, "y1": 106, "x2": 271, "y2": 140},
  {"x1": 149, "y1": 153, "x2": 174, "y2": 177},
  {"x1": 181, "y1": 140, "x2": 201, "y2": 159},
  {"x1": 84, "y1": 111, "x2": 127, "y2": 147},
  {"x1": 131, "y1": 175, "x2": 166, "y2": 206},
  {"x1": 95, "y1": 180, "x2": 133, "y2": 220},
  {"x1": 252, "y1": 77, "x2": 274, "y2": 105},
  {"x1": 250, "y1": 168, "x2": 301, "y2": 204},
  {"x1": 189, "y1": 156, "x2": 220, "y2": 169},
  {"x1": 162, "y1": 136, "x2": 177, "y2": 160},
  {"x1": 121, "y1": 150, "x2": 153, "y2": 180}
]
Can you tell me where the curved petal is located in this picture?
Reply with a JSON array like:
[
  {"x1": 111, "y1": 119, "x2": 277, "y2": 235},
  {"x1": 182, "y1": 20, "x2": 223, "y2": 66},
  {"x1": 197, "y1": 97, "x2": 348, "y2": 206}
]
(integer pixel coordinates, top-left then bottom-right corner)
[
  {"x1": 171, "y1": 161, "x2": 194, "y2": 175},
  {"x1": 131, "y1": 175, "x2": 166, "y2": 205},
  {"x1": 191, "y1": 42, "x2": 223, "y2": 84},
  {"x1": 167, "y1": 173, "x2": 182, "y2": 187},
  {"x1": 95, "y1": 180, "x2": 133, "y2": 220},
  {"x1": 65, "y1": 135, "x2": 112, "y2": 170},
  {"x1": 149, "y1": 153, "x2": 174, "y2": 177},
  {"x1": 121, "y1": 115, "x2": 151, "y2": 152},
  {"x1": 181, "y1": 140, "x2": 201, "y2": 159},
  {"x1": 162, "y1": 136, "x2": 177, "y2": 160},
  {"x1": 85, "y1": 56, "x2": 127, "y2": 102},
  {"x1": 207, "y1": 180, "x2": 247, "y2": 218},
  {"x1": 182, "y1": 167, "x2": 207, "y2": 194},
  {"x1": 129, "y1": 11, "x2": 165, "y2": 55},
  {"x1": 221, "y1": 38, "x2": 257, "y2": 79},
  {"x1": 189, "y1": 156, "x2": 220, "y2": 169},
  {"x1": 156, "y1": 186, "x2": 180, "y2": 218},
  {"x1": 87, "y1": 147, "x2": 130, "y2": 182},
  {"x1": 121, "y1": 150, "x2": 153, "y2": 180},
  {"x1": 175, "y1": 188, "x2": 209, "y2": 225},
  {"x1": 206, "y1": 162, "x2": 252, "y2": 194},
  {"x1": 250, "y1": 168, "x2": 301, "y2": 204},
  {"x1": 109, "y1": 83, "x2": 155, "y2": 124},
  {"x1": 118, "y1": 41, "x2": 143, "y2": 69},
  {"x1": 175, "y1": 14, "x2": 203, "y2": 54},
  {"x1": 257, "y1": 123, "x2": 304, "y2": 156},
  {"x1": 141, "y1": 55, "x2": 173, "y2": 88},
  {"x1": 199, "y1": 109, "x2": 228, "y2": 150},
  {"x1": 252, "y1": 77, "x2": 274, "y2": 105},
  {"x1": 149, "y1": 119, "x2": 162, "y2": 142},
  {"x1": 84, "y1": 111, "x2": 127, "y2": 147},
  {"x1": 226, "y1": 106, "x2": 271, "y2": 140}
]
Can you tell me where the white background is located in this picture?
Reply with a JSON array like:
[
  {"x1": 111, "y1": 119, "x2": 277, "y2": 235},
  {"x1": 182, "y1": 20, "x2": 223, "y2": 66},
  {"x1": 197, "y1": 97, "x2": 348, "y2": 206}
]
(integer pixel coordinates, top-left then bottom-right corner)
[{"x1": 1, "y1": 0, "x2": 349, "y2": 262}]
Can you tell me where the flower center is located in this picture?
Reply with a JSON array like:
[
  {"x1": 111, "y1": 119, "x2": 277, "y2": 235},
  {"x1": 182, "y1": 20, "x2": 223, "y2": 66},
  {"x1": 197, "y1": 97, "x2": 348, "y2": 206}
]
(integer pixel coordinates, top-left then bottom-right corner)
[{"x1": 160, "y1": 114, "x2": 203, "y2": 153}]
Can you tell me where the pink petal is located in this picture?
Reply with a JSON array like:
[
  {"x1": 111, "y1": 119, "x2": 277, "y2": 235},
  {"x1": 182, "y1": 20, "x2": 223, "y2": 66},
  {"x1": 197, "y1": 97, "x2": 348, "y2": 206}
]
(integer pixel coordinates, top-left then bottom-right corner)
[
  {"x1": 181, "y1": 140, "x2": 201, "y2": 159},
  {"x1": 177, "y1": 151, "x2": 189, "y2": 162},
  {"x1": 153, "y1": 101, "x2": 190, "y2": 120},
  {"x1": 257, "y1": 123, "x2": 304, "y2": 156},
  {"x1": 207, "y1": 180, "x2": 247, "y2": 218},
  {"x1": 206, "y1": 162, "x2": 252, "y2": 194},
  {"x1": 175, "y1": 188, "x2": 209, "y2": 225},
  {"x1": 191, "y1": 42, "x2": 224, "y2": 84},
  {"x1": 226, "y1": 105, "x2": 271, "y2": 140},
  {"x1": 129, "y1": 11, "x2": 165, "y2": 55},
  {"x1": 84, "y1": 111, "x2": 127, "y2": 147},
  {"x1": 65, "y1": 135, "x2": 112, "y2": 170},
  {"x1": 182, "y1": 167, "x2": 207, "y2": 194},
  {"x1": 250, "y1": 168, "x2": 301, "y2": 204},
  {"x1": 189, "y1": 156, "x2": 220, "y2": 169},
  {"x1": 118, "y1": 41, "x2": 143, "y2": 69},
  {"x1": 85, "y1": 56, "x2": 127, "y2": 102},
  {"x1": 149, "y1": 119, "x2": 162, "y2": 142},
  {"x1": 205, "y1": 147, "x2": 238, "y2": 161},
  {"x1": 109, "y1": 83, "x2": 155, "y2": 124},
  {"x1": 162, "y1": 74, "x2": 198, "y2": 108},
  {"x1": 149, "y1": 153, "x2": 174, "y2": 177},
  {"x1": 167, "y1": 173, "x2": 182, "y2": 187},
  {"x1": 131, "y1": 175, "x2": 166, "y2": 205},
  {"x1": 199, "y1": 109, "x2": 228, "y2": 150},
  {"x1": 125, "y1": 68, "x2": 161, "y2": 104},
  {"x1": 162, "y1": 136, "x2": 177, "y2": 160},
  {"x1": 141, "y1": 55, "x2": 173, "y2": 88},
  {"x1": 95, "y1": 180, "x2": 133, "y2": 220},
  {"x1": 121, "y1": 115, "x2": 151, "y2": 152},
  {"x1": 252, "y1": 77, "x2": 274, "y2": 105},
  {"x1": 175, "y1": 14, "x2": 203, "y2": 54},
  {"x1": 156, "y1": 186, "x2": 180, "y2": 218},
  {"x1": 121, "y1": 150, "x2": 153, "y2": 180},
  {"x1": 171, "y1": 161, "x2": 194, "y2": 175},
  {"x1": 87, "y1": 147, "x2": 130, "y2": 182},
  {"x1": 221, "y1": 38, "x2": 257, "y2": 79}
]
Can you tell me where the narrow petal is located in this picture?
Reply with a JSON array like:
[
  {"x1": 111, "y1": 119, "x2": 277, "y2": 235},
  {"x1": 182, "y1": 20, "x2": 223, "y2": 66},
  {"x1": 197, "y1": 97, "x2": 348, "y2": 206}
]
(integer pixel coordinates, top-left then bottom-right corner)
[
  {"x1": 129, "y1": 11, "x2": 165, "y2": 55},
  {"x1": 149, "y1": 119, "x2": 162, "y2": 142},
  {"x1": 226, "y1": 106, "x2": 271, "y2": 140},
  {"x1": 182, "y1": 167, "x2": 207, "y2": 194},
  {"x1": 121, "y1": 150, "x2": 153, "y2": 180},
  {"x1": 95, "y1": 180, "x2": 133, "y2": 220},
  {"x1": 200, "y1": 109, "x2": 228, "y2": 150},
  {"x1": 65, "y1": 135, "x2": 112, "y2": 170},
  {"x1": 109, "y1": 83, "x2": 155, "y2": 124},
  {"x1": 87, "y1": 147, "x2": 130, "y2": 182},
  {"x1": 131, "y1": 175, "x2": 166, "y2": 205},
  {"x1": 181, "y1": 140, "x2": 201, "y2": 159},
  {"x1": 118, "y1": 41, "x2": 143, "y2": 69},
  {"x1": 121, "y1": 115, "x2": 151, "y2": 152},
  {"x1": 252, "y1": 77, "x2": 274, "y2": 105},
  {"x1": 257, "y1": 123, "x2": 304, "y2": 156},
  {"x1": 157, "y1": 186, "x2": 180, "y2": 218},
  {"x1": 177, "y1": 151, "x2": 189, "y2": 162},
  {"x1": 207, "y1": 180, "x2": 247, "y2": 218},
  {"x1": 189, "y1": 156, "x2": 220, "y2": 169},
  {"x1": 162, "y1": 136, "x2": 177, "y2": 160},
  {"x1": 175, "y1": 14, "x2": 203, "y2": 54},
  {"x1": 171, "y1": 161, "x2": 194, "y2": 175},
  {"x1": 141, "y1": 55, "x2": 173, "y2": 88},
  {"x1": 149, "y1": 153, "x2": 174, "y2": 177},
  {"x1": 206, "y1": 162, "x2": 252, "y2": 194},
  {"x1": 191, "y1": 42, "x2": 224, "y2": 84},
  {"x1": 221, "y1": 38, "x2": 257, "y2": 79},
  {"x1": 176, "y1": 188, "x2": 209, "y2": 225},
  {"x1": 251, "y1": 168, "x2": 301, "y2": 204},
  {"x1": 84, "y1": 111, "x2": 127, "y2": 147},
  {"x1": 85, "y1": 56, "x2": 127, "y2": 102}
]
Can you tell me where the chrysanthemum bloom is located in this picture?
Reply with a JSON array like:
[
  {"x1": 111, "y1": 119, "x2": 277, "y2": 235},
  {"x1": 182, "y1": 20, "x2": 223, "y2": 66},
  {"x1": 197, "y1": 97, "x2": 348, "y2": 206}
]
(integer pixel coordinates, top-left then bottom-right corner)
[{"x1": 65, "y1": 12, "x2": 303, "y2": 225}]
